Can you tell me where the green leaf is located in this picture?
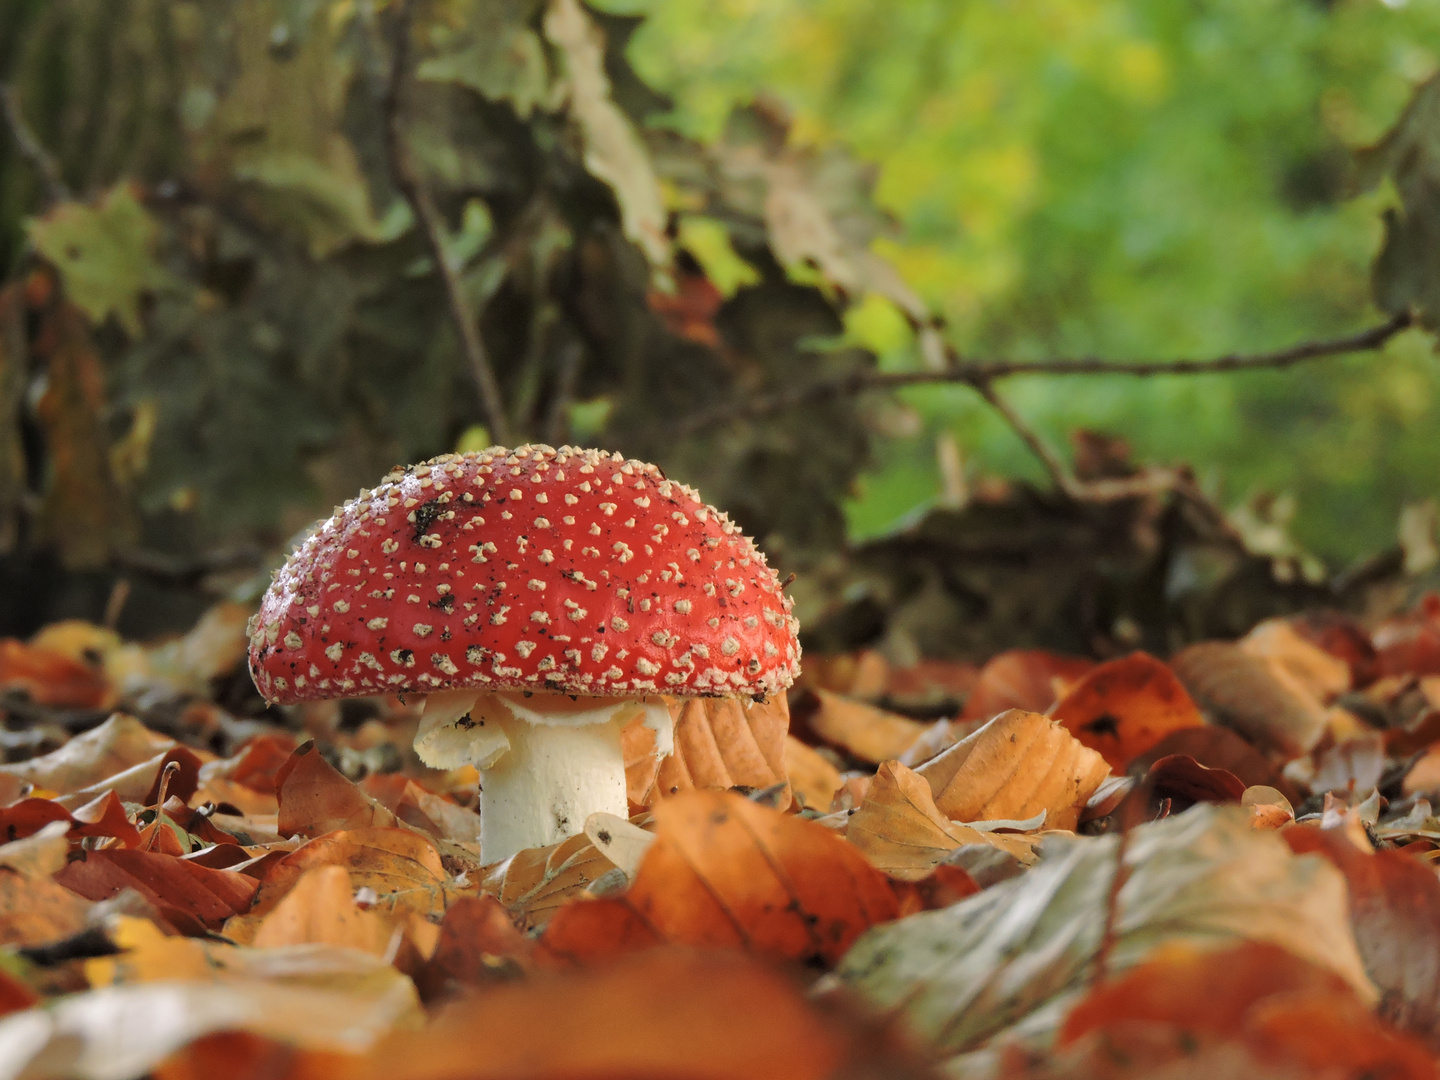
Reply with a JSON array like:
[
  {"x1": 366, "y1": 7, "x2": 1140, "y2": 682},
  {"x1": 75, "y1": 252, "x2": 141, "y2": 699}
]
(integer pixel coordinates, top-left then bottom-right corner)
[
  {"x1": 27, "y1": 185, "x2": 175, "y2": 337},
  {"x1": 416, "y1": 0, "x2": 551, "y2": 118}
]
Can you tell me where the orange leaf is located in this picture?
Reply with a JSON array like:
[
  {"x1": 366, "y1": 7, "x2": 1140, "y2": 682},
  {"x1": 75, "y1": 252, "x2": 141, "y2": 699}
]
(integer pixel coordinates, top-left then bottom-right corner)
[
  {"x1": 275, "y1": 743, "x2": 399, "y2": 839},
  {"x1": 625, "y1": 695, "x2": 790, "y2": 807},
  {"x1": 55, "y1": 848, "x2": 258, "y2": 932},
  {"x1": 251, "y1": 865, "x2": 397, "y2": 956},
  {"x1": 541, "y1": 790, "x2": 898, "y2": 967},
  {"x1": 783, "y1": 735, "x2": 843, "y2": 811},
  {"x1": 1050, "y1": 652, "x2": 1204, "y2": 769},
  {"x1": 0, "y1": 868, "x2": 92, "y2": 947},
  {"x1": 795, "y1": 689, "x2": 929, "y2": 764},
  {"x1": 411, "y1": 894, "x2": 535, "y2": 1002},
  {"x1": 916, "y1": 710, "x2": 1110, "y2": 831},
  {"x1": 1171, "y1": 641, "x2": 1328, "y2": 758},
  {"x1": 0, "y1": 638, "x2": 111, "y2": 708},
  {"x1": 961, "y1": 650, "x2": 1093, "y2": 721},
  {"x1": 479, "y1": 830, "x2": 615, "y2": 933}
]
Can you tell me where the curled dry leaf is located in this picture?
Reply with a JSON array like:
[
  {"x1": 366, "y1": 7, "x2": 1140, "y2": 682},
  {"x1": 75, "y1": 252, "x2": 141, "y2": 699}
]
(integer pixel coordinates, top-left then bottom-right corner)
[
  {"x1": 845, "y1": 762, "x2": 1039, "y2": 881},
  {"x1": 0, "y1": 713, "x2": 171, "y2": 796},
  {"x1": 1112, "y1": 754, "x2": 1247, "y2": 831},
  {"x1": 794, "y1": 689, "x2": 929, "y2": 765},
  {"x1": 1050, "y1": 653, "x2": 1205, "y2": 770},
  {"x1": 624, "y1": 694, "x2": 790, "y2": 807},
  {"x1": 0, "y1": 637, "x2": 113, "y2": 708},
  {"x1": 784, "y1": 735, "x2": 844, "y2": 811},
  {"x1": 56, "y1": 848, "x2": 258, "y2": 933},
  {"x1": 916, "y1": 710, "x2": 1110, "y2": 831},
  {"x1": 1002, "y1": 941, "x2": 1437, "y2": 1080},
  {"x1": 1171, "y1": 641, "x2": 1328, "y2": 758},
  {"x1": 540, "y1": 789, "x2": 898, "y2": 967},
  {"x1": 834, "y1": 805, "x2": 1373, "y2": 1065},
  {"x1": 411, "y1": 894, "x2": 535, "y2": 1003},
  {"x1": 961, "y1": 650, "x2": 1094, "y2": 721},
  {"x1": 1285, "y1": 824, "x2": 1440, "y2": 1048},
  {"x1": 1130, "y1": 726, "x2": 1296, "y2": 799}
]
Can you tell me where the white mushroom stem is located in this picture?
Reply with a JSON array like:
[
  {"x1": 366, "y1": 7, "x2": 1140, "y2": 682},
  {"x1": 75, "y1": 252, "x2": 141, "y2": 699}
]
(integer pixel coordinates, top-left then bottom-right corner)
[{"x1": 412, "y1": 689, "x2": 672, "y2": 863}]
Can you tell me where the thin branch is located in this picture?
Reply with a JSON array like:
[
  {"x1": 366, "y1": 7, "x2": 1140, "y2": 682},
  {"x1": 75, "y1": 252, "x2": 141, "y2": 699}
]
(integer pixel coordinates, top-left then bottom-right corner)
[
  {"x1": 672, "y1": 311, "x2": 1414, "y2": 439},
  {"x1": 381, "y1": 3, "x2": 513, "y2": 445},
  {"x1": 0, "y1": 84, "x2": 69, "y2": 206}
]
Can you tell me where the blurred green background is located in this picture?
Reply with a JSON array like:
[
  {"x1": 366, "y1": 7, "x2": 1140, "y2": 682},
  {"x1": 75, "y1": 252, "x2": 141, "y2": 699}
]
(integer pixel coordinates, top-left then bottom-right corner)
[{"x1": 616, "y1": 0, "x2": 1440, "y2": 560}]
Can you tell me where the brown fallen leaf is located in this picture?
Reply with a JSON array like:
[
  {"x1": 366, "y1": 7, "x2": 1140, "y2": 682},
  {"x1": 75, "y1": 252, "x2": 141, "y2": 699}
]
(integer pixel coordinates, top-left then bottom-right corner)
[
  {"x1": 1285, "y1": 824, "x2": 1440, "y2": 1048},
  {"x1": 1171, "y1": 641, "x2": 1328, "y2": 757},
  {"x1": 480, "y1": 830, "x2": 615, "y2": 933},
  {"x1": 916, "y1": 710, "x2": 1110, "y2": 831},
  {"x1": 795, "y1": 689, "x2": 929, "y2": 764},
  {"x1": 318, "y1": 949, "x2": 939, "y2": 1080},
  {"x1": 1243, "y1": 617, "x2": 1352, "y2": 703},
  {"x1": 1130, "y1": 725, "x2": 1297, "y2": 799},
  {"x1": 0, "y1": 712, "x2": 171, "y2": 795},
  {"x1": 961, "y1": 650, "x2": 1094, "y2": 721},
  {"x1": 1050, "y1": 653, "x2": 1205, "y2": 769},
  {"x1": 624, "y1": 694, "x2": 790, "y2": 806},
  {"x1": 845, "y1": 761, "x2": 1039, "y2": 880},
  {"x1": 361, "y1": 774, "x2": 482, "y2": 845},
  {"x1": 1003, "y1": 941, "x2": 1438, "y2": 1080},
  {"x1": 784, "y1": 736, "x2": 843, "y2": 811},
  {"x1": 0, "y1": 820, "x2": 69, "y2": 878},
  {"x1": 275, "y1": 743, "x2": 399, "y2": 839},
  {"x1": 541, "y1": 790, "x2": 898, "y2": 967},
  {"x1": 0, "y1": 868, "x2": 92, "y2": 947},
  {"x1": 56, "y1": 848, "x2": 258, "y2": 932},
  {"x1": 410, "y1": 894, "x2": 535, "y2": 1003},
  {"x1": 1112, "y1": 754, "x2": 1248, "y2": 831},
  {"x1": 0, "y1": 637, "x2": 113, "y2": 708},
  {"x1": 251, "y1": 866, "x2": 397, "y2": 956}
]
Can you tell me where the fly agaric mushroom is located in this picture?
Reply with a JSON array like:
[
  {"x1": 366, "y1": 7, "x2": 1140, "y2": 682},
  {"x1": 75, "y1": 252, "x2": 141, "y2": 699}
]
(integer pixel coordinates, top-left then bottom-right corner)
[{"x1": 248, "y1": 445, "x2": 800, "y2": 862}]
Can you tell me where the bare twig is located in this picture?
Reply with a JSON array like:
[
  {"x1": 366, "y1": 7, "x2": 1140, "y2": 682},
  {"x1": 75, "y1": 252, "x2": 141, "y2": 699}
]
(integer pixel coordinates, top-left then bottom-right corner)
[
  {"x1": 0, "y1": 84, "x2": 69, "y2": 206},
  {"x1": 672, "y1": 311, "x2": 1414, "y2": 439},
  {"x1": 381, "y1": 3, "x2": 513, "y2": 445}
]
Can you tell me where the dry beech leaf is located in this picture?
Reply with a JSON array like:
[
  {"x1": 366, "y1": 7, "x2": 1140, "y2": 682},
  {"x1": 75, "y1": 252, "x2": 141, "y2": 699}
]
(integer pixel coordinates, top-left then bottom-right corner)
[
  {"x1": 1242, "y1": 618, "x2": 1352, "y2": 703},
  {"x1": 0, "y1": 637, "x2": 113, "y2": 708},
  {"x1": 275, "y1": 743, "x2": 399, "y2": 839},
  {"x1": 56, "y1": 848, "x2": 258, "y2": 932},
  {"x1": 916, "y1": 710, "x2": 1110, "y2": 831},
  {"x1": 1285, "y1": 824, "x2": 1440, "y2": 1047},
  {"x1": 961, "y1": 650, "x2": 1094, "y2": 721},
  {"x1": 0, "y1": 866, "x2": 92, "y2": 947},
  {"x1": 1130, "y1": 726, "x2": 1296, "y2": 799},
  {"x1": 834, "y1": 804, "x2": 1374, "y2": 1066},
  {"x1": 0, "y1": 713, "x2": 171, "y2": 795},
  {"x1": 784, "y1": 735, "x2": 843, "y2": 811},
  {"x1": 540, "y1": 789, "x2": 898, "y2": 967},
  {"x1": 1004, "y1": 941, "x2": 1438, "y2": 1080},
  {"x1": 0, "y1": 951, "x2": 420, "y2": 1079},
  {"x1": 624, "y1": 695, "x2": 790, "y2": 807},
  {"x1": 334, "y1": 949, "x2": 938, "y2": 1080},
  {"x1": 0, "y1": 819, "x2": 69, "y2": 879},
  {"x1": 411, "y1": 894, "x2": 536, "y2": 1003},
  {"x1": 845, "y1": 761, "x2": 1038, "y2": 881},
  {"x1": 1171, "y1": 641, "x2": 1328, "y2": 758},
  {"x1": 251, "y1": 866, "x2": 397, "y2": 956},
  {"x1": 796, "y1": 689, "x2": 929, "y2": 764},
  {"x1": 480, "y1": 830, "x2": 614, "y2": 933},
  {"x1": 1050, "y1": 653, "x2": 1205, "y2": 770}
]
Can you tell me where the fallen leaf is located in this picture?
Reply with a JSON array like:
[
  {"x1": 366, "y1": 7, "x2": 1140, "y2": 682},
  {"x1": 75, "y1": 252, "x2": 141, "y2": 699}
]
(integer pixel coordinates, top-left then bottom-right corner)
[
  {"x1": 0, "y1": 820, "x2": 69, "y2": 878},
  {"x1": 1291, "y1": 608, "x2": 1381, "y2": 688},
  {"x1": 834, "y1": 804, "x2": 1374, "y2": 1065},
  {"x1": 1285, "y1": 824, "x2": 1440, "y2": 1047},
  {"x1": 0, "y1": 867, "x2": 92, "y2": 947},
  {"x1": 1129, "y1": 726, "x2": 1296, "y2": 798},
  {"x1": 0, "y1": 713, "x2": 171, "y2": 796},
  {"x1": 1050, "y1": 653, "x2": 1205, "y2": 769},
  {"x1": 275, "y1": 743, "x2": 398, "y2": 839},
  {"x1": 541, "y1": 790, "x2": 898, "y2": 966},
  {"x1": 0, "y1": 638, "x2": 112, "y2": 708},
  {"x1": 784, "y1": 735, "x2": 843, "y2": 811},
  {"x1": 56, "y1": 848, "x2": 258, "y2": 932},
  {"x1": 916, "y1": 710, "x2": 1110, "y2": 831},
  {"x1": 410, "y1": 894, "x2": 535, "y2": 1003},
  {"x1": 1008, "y1": 941, "x2": 1438, "y2": 1080},
  {"x1": 251, "y1": 866, "x2": 397, "y2": 956},
  {"x1": 480, "y1": 830, "x2": 615, "y2": 933},
  {"x1": 795, "y1": 689, "x2": 929, "y2": 764},
  {"x1": 361, "y1": 774, "x2": 482, "y2": 845},
  {"x1": 1112, "y1": 754, "x2": 1247, "y2": 830},
  {"x1": 961, "y1": 650, "x2": 1094, "y2": 721},
  {"x1": 625, "y1": 694, "x2": 790, "y2": 806},
  {"x1": 343, "y1": 949, "x2": 938, "y2": 1080},
  {"x1": 845, "y1": 762, "x2": 1038, "y2": 881},
  {"x1": 1242, "y1": 617, "x2": 1352, "y2": 703},
  {"x1": 1171, "y1": 641, "x2": 1328, "y2": 757}
]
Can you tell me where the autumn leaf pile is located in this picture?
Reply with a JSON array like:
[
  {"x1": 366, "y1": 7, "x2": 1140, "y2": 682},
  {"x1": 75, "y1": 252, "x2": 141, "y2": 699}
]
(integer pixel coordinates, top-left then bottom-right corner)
[{"x1": 6, "y1": 600, "x2": 1440, "y2": 1078}]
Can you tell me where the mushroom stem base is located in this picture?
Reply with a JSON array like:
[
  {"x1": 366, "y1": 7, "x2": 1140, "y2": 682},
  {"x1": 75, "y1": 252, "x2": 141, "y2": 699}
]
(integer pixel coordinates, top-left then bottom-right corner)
[{"x1": 479, "y1": 713, "x2": 628, "y2": 863}]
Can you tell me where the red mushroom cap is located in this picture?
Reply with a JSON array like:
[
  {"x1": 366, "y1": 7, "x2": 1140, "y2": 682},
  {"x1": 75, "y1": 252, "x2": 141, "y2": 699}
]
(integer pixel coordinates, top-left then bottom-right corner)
[{"x1": 248, "y1": 446, "x2": 800, "y2": 704}]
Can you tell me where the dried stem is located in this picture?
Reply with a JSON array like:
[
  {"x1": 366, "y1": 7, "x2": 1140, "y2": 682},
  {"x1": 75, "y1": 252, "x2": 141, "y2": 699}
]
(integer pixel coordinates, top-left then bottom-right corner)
[
  {"x1": 0, "y1": 84, "x2": 69, "y2": 206},
  {"x1": 381, "y1": 3, "x2": 513, "y2": 445}
]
